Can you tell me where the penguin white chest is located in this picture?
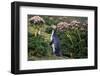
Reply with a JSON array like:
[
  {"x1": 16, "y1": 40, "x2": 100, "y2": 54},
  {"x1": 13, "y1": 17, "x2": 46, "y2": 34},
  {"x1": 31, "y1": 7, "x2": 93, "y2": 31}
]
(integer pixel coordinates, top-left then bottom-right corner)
[{"x1": 50, "y1": 30, "x2": 56, "y2": 53}]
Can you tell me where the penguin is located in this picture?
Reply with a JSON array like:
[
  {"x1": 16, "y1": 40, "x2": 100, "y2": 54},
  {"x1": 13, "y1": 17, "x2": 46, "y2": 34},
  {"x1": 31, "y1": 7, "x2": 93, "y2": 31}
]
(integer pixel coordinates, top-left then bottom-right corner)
[{"x1": 50, "y1": 25, "x2": 61, "y2": 56}]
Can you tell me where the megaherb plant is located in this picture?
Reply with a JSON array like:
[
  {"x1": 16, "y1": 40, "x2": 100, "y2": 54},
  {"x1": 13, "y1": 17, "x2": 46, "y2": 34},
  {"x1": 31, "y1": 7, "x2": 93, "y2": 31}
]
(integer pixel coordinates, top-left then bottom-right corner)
[{"x1": 28, "y1": 15, "x2": 88, "y2": 60}]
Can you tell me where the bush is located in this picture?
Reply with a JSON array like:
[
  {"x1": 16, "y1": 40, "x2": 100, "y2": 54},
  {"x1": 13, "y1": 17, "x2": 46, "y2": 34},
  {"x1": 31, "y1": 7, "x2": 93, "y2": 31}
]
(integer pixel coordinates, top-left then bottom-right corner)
[
  {"x1": 56, "y1": 28, "x2": 87, "y2": 58},
  {"x1": 28, "y1": 35, "x2": 52, "y2": 58}
]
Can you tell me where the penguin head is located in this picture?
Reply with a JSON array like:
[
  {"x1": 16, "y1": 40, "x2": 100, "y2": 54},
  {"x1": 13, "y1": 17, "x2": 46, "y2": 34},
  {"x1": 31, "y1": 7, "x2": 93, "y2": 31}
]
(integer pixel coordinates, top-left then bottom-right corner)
[{"x1": 51, "y1": 25, "x2": 57, "y2": 30}]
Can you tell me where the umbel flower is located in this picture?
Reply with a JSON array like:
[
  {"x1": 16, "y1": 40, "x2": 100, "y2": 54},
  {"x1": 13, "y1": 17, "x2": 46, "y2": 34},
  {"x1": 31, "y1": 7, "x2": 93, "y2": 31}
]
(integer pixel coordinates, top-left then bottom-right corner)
[
  {"x1": 70, "y1": 20, "x2": 80, "y2": 25},
  {"x1": 57, "y1": 22, "x2": 70, "y2": 31},
  {"x1": 29, "y1": 16, "x2": 45, "y2": 25},
  {"x1": 70, "y1": 20, "x2": 80, "y2": 27},
  {"x1": 29, "y1": 16, "x2": 45, "y2": 36},
  {"x1": 69, "y1": 20, "x2": 81, "y2": 30}
]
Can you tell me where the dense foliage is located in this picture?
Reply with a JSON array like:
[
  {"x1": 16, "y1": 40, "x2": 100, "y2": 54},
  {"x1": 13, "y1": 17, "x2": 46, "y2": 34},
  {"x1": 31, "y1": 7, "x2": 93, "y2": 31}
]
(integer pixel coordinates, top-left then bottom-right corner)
[{"x1": 28, "y1": 15, "x2": 88, "y2": 60}]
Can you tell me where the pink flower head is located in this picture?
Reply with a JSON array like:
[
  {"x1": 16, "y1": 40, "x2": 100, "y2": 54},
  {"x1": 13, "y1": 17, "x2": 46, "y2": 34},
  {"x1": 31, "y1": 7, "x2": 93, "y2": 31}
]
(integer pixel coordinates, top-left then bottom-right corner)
[
  {"x1": 57, "y1": 22, "x2": 70, "y2": 31},
  {"x1": 29, "y1": 16, "x2": 45, "y2": 25}
]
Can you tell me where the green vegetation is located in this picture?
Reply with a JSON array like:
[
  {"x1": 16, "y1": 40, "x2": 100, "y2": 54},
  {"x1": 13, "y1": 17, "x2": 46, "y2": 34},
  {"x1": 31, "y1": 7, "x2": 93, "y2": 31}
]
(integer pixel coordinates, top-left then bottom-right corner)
[{"x1": 28, "y1": 15, "x2": 88, "y2": 61}]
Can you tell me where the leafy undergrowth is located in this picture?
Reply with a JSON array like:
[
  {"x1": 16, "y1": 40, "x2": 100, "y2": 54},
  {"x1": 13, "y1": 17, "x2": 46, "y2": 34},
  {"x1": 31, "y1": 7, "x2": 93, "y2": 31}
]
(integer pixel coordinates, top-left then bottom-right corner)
[{"x1": 28, "y1": 15, "x2": 88, "y2": 61}]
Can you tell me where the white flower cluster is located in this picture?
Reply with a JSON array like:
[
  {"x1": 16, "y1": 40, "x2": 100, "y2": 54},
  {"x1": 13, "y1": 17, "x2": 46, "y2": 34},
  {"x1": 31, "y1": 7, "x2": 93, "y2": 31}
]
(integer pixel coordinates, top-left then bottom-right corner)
[
  {"x1": 57, "y1": 22, "x2": 70, "y2": 31},
  {"x1": 70, "y1": 20, "x2": 80, "y2": 25},
  {"x1": 56, "y1": 20, "x2": 87, "y2": 31},
  {"x1": 29, "y1": 16, "x2": 45, "y2": 24}
]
